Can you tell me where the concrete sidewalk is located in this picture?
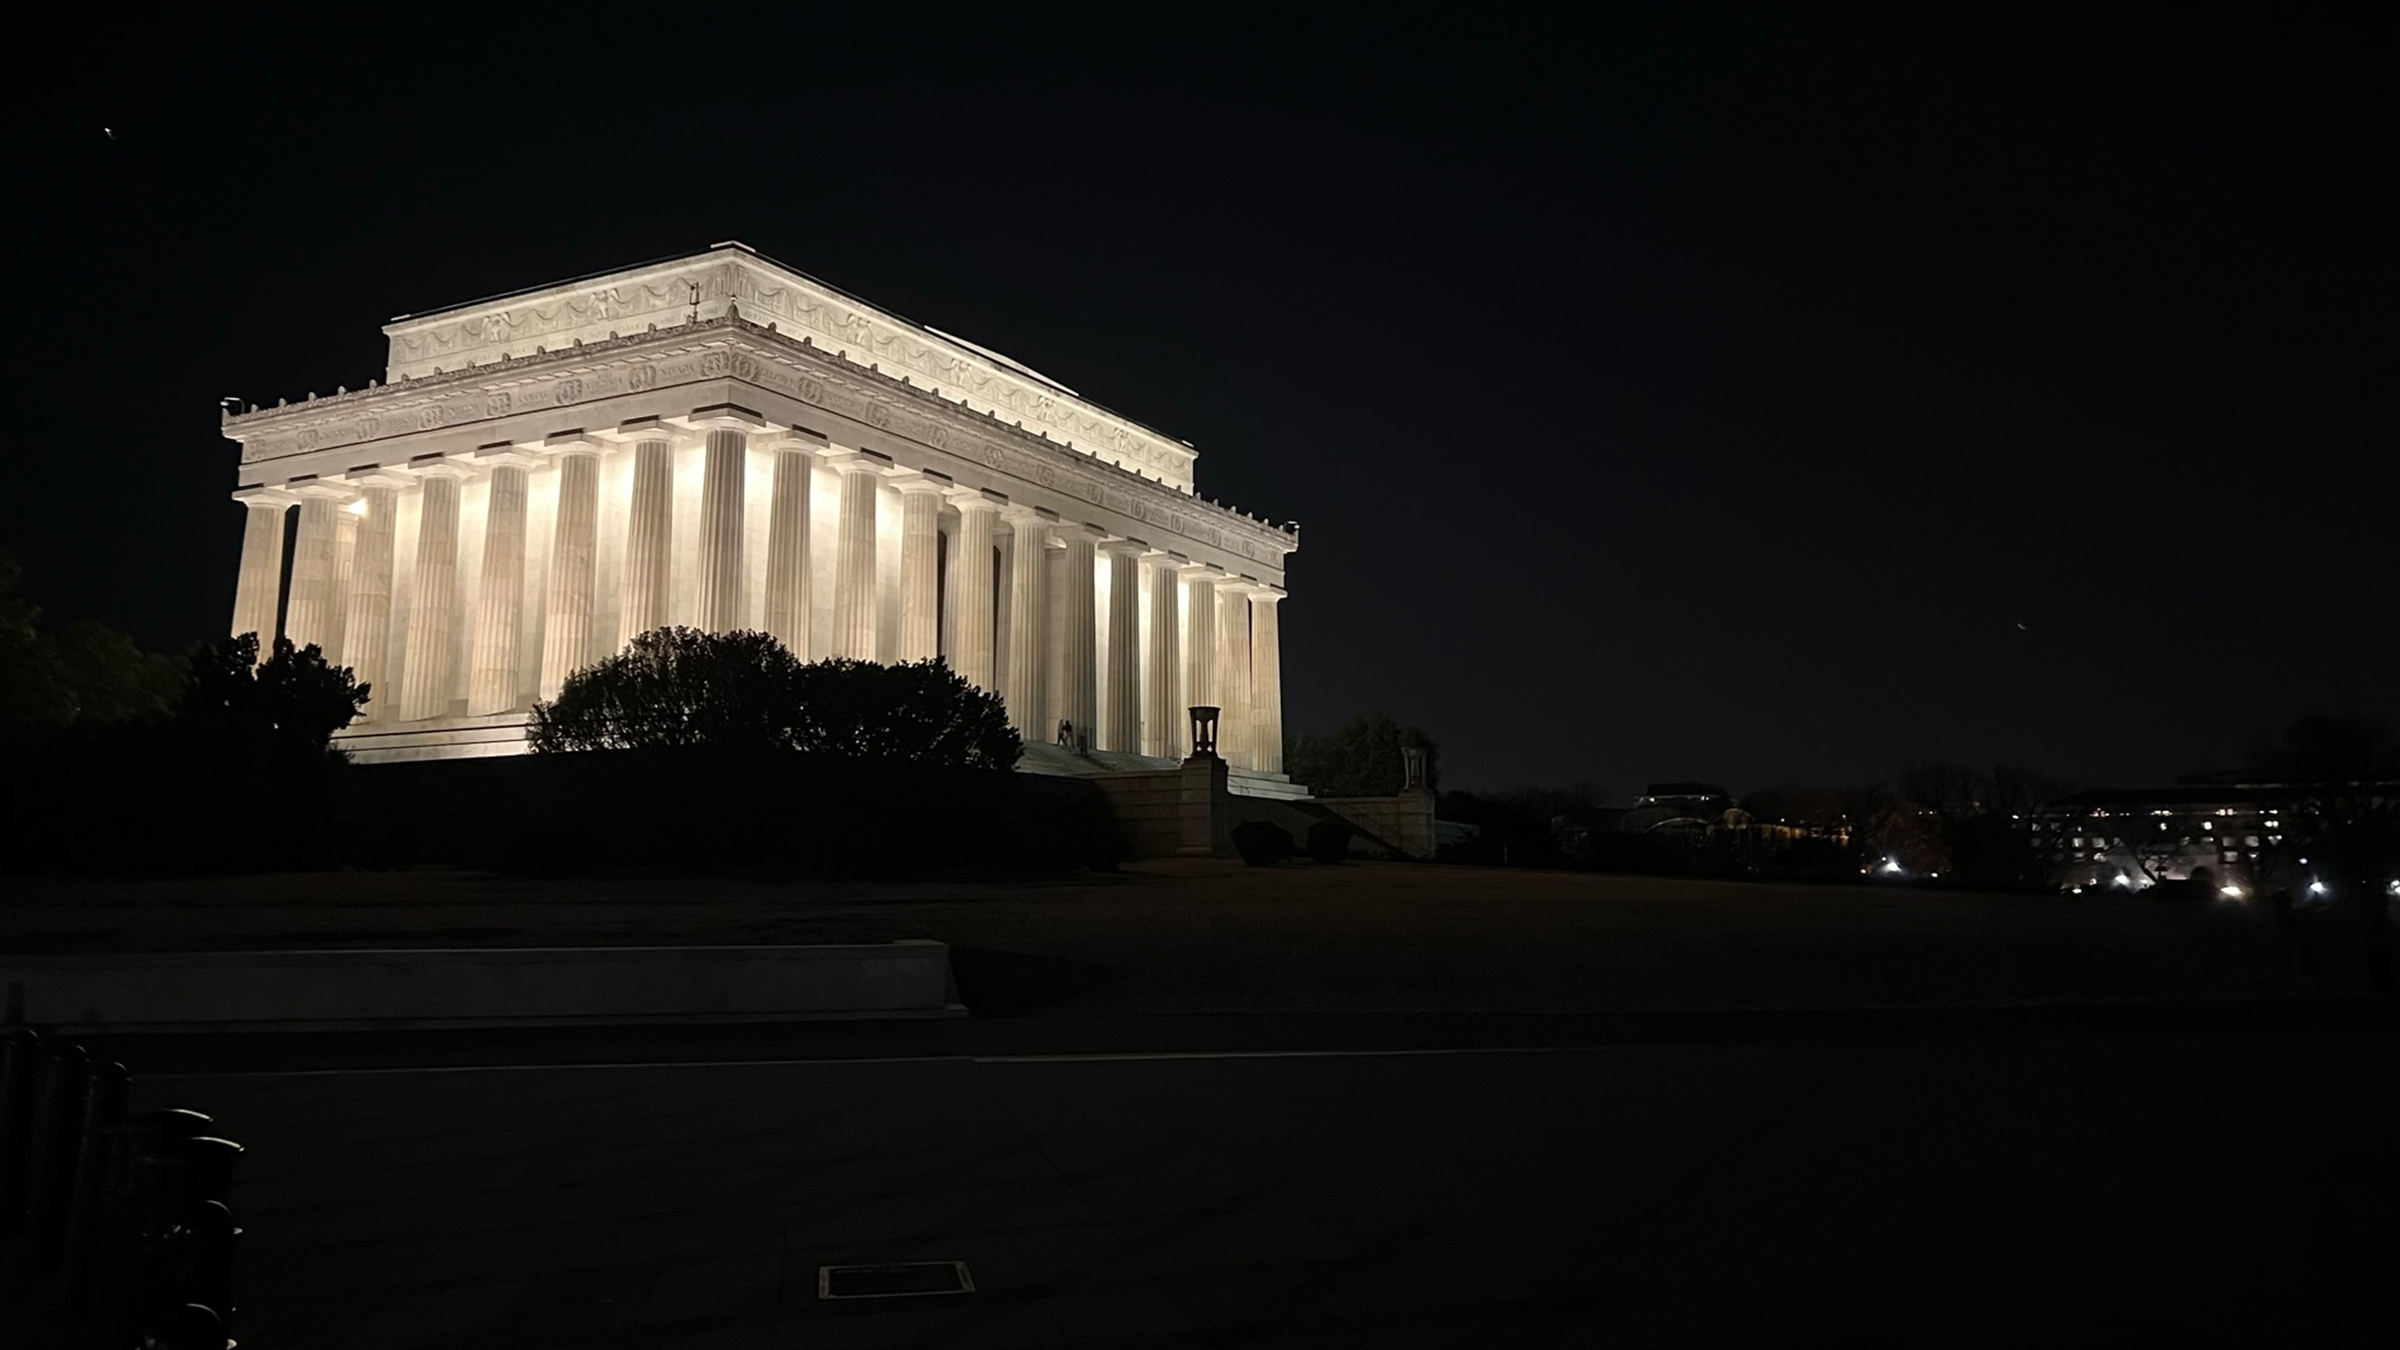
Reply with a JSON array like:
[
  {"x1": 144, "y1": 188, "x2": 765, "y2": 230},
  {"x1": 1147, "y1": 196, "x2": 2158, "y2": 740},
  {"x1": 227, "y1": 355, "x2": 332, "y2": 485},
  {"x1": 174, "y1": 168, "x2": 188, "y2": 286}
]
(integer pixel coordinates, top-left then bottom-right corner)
[{"x1": 89, "y1": 1009, "x2": 2400, "y2": 1346}]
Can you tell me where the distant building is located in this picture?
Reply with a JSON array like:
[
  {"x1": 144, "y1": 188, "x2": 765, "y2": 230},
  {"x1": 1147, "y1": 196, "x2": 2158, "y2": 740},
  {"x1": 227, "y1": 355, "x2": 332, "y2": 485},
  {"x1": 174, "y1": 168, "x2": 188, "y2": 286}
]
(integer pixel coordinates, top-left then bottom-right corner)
[
  {"x1": 1616, "y1": 783, "x2": 1736, "y2": 835},
  {"x1": 2025, "y1": 783, "x2": 2394, "y2": 897}
]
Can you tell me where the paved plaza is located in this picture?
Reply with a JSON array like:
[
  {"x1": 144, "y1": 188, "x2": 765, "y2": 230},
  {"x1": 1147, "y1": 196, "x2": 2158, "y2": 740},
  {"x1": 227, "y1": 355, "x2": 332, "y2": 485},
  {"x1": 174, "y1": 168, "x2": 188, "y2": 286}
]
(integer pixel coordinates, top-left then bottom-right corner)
[{"x1": 96, "y1": 1005, "x2": 2400, "y2": 1347}]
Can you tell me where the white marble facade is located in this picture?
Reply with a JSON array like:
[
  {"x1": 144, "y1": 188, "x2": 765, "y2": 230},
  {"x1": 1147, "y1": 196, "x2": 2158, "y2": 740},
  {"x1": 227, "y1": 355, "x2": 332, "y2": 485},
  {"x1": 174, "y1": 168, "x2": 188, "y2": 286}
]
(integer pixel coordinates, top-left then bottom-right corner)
[{"x1": 219, "y1": 243, "x2": 1297, "y2": 779}]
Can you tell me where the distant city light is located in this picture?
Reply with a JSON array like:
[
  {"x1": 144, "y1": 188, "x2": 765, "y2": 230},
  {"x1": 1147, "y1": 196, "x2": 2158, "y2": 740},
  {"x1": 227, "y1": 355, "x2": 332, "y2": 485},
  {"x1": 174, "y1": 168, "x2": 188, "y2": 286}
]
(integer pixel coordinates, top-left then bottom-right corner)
[
  {"x1": 2220, "y1": 885, "x2": 2243, "y2": 898},
  {"x1": 2307, "y1": 880, "x2": 2330, "y2": 897},
  {"x1": 1881, "y1": 858, "x2": 1902, "y2": 875}
]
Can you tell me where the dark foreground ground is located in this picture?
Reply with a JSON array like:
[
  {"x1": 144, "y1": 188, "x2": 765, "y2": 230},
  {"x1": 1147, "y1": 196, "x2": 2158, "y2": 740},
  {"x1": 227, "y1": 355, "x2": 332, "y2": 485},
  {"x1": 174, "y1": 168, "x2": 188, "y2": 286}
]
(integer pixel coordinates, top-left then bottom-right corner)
[
  {"x1": 6, "y1": 864, "x2": 2396, "y2": 1345},
  {"x1": 53, "y1": 1005, "x2": 2400, "y2": 1346},
  {"x1": 0, "y1": 859, "x2": 2367, "y2": 1012}
]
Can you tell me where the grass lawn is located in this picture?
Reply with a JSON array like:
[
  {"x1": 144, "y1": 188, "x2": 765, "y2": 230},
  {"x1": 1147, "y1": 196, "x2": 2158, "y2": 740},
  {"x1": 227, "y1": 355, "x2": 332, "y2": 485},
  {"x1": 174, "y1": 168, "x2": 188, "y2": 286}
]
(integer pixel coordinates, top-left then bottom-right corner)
[{"x1": 2, "y1": 860, "x2": 2344, "y2": 1015}]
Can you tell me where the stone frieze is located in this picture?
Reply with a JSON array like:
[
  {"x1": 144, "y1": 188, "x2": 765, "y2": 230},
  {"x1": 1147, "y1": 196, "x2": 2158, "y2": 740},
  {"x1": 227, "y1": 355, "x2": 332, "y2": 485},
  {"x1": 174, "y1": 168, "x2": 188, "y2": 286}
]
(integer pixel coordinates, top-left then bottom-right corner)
[{"x1": 229, "y1": 319, "x2": 1294, "y2": 563}]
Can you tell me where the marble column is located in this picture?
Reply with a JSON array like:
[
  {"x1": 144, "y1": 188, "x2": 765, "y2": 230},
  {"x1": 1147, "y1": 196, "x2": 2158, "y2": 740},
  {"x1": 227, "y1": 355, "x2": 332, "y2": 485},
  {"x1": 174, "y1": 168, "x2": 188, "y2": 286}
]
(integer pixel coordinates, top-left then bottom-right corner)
[
  {"x1": 1181, "y1": 566, "x2": 1220, "y2": 750},
  {"x1": 1058, "y1": 525, "x2": 1101, "y2": 753},
  {"x1": 327, "y1": 505, "x2": 359, "y2": 668},
  {"x1": 828, "y1": 454, "x2": 883, "y2": 660},
  {"x1": 1101, "y1": 540, "x2": 1142, "y2": 753},
  {"x1": 342, "y1": 477, "x2": 403, "y2": 720},
  {"x1": 617, "y1": 434, "x2": 676, "y2": 646},
  {"x1": 467, "y1": 450, "x2": 538, "y2": 715},
  {"x1": 1144, "y1": 552, "x2": 1182, "y2": 759},
  {"x1": 538, "y1": 439, "x2": 603, "y2": 698},
  {"x1": 946, "y1": 490, "x2": 1002, "y2": 691},
  {"x1": 398, "y1": 464, "x2": 470, "y2": 721},
  {"x1": 1250, "y1": 588, "x2": 1285, "y2": 775},
  {"x1": 283, "y1": 484, "x2": 350, "y2": 655},
  {"x1": 760, "y1": 434, "x2": 819, "y2": 658},
  {"x1": 229, "y1": 488, "x2": 294, "y2": 642},
  {"x1": 695, "y1": 424, "x2": 748, "y2": 633},
  {"x1": 893, "y1": 475, "x2": 947, "y2": 663},
  {"x1": 1000, "y1": 506, "x2": 1051, "y2": 737},
  {"x1": 1215, "y1": 581, "x2": 1254, "y2": 770}
]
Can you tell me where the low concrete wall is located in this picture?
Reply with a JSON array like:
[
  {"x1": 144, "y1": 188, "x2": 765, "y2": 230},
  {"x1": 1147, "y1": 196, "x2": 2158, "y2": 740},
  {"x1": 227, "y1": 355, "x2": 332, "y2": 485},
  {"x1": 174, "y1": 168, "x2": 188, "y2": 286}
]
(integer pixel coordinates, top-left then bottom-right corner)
[
  {"x1": 1, "y1": 941, "x2": 963, "y2": 1032},
  {"x1": 1089, "y1": 756, "x2": 1233, "y2": 858},
  {"x1": 1317, "y1": 791, "x2": 1439, "y2": 859}
]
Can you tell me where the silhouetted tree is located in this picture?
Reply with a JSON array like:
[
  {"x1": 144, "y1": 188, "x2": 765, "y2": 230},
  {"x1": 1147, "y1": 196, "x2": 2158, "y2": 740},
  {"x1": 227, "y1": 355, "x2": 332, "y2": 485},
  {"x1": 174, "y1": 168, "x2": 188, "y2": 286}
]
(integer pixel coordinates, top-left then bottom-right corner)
[
  {"x1": 185, "y1": 632, "x2": 370, "y2": 762},
  {"x1": 1286, "y1": 712, "x2": 1439, "y2": 796},
  {"x1": 530, "y1": 627, "x2": 808, "y2": 752},
  {"x1": 48, "y1": 618, "x2": 183, "y2": 726},
  {"x1": 0, "y1": 549, "x2": 183, "y2": 733},
  {"x1": 530, "y1": 628, "x2": 1021, "y2": 769},
  {"x1": 790, "y1": 658, "x2": 1021, "y2": 769}
]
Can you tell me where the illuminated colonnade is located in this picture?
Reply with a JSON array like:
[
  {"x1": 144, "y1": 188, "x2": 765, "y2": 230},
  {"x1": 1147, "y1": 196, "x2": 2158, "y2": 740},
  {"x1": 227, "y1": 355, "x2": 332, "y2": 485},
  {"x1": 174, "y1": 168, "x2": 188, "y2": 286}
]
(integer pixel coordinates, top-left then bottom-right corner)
[{"x1": 217, "y1": 244, "x2": 1298, "y2": 778}]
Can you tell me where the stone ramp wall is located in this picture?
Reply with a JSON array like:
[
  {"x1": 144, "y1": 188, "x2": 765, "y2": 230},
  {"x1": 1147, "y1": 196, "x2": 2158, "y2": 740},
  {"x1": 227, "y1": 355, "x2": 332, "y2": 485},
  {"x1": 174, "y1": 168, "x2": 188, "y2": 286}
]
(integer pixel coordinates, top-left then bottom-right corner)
[
  {"x1": 2, "y1": 942, "x2": 962, "y2": 1032},
  {"x1": 1314, "y1": 791, "x2": 1440, "y2": 859}
]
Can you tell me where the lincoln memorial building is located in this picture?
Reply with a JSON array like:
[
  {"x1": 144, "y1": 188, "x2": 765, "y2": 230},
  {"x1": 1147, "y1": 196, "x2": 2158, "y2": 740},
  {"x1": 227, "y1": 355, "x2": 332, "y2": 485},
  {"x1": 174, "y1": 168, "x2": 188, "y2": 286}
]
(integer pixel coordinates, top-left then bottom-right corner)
[{"x1": 218, "y1": 243, "x2": 1302, "y2": 796}]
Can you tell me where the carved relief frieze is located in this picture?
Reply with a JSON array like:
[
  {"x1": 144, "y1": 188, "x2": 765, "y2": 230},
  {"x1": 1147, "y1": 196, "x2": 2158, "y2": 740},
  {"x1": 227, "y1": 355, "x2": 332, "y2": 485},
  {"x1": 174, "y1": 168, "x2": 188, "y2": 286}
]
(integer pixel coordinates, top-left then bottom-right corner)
[
  {"x1": 384, "y1": 254, "x2": 1196, "y2": 486},
  {"x1": 231, "y1": 321, "x2": 1294, "y2": 564}
]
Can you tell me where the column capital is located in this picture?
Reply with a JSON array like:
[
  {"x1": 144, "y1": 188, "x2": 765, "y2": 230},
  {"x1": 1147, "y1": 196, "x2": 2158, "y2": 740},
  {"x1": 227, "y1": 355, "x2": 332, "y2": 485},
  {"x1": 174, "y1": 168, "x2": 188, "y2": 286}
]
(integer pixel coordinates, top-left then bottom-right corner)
[
  {"x1": 822, "y1": 448, "x2": 893, "y2": 476},
  {"x1": 1179, "y1": 561, "x2": 1230, "y2": 582},
  {"x1": 999, "y1": 503, "x2": 1058, "y2": 528},
  {"x1": 286, "y1": 478, "x2": 356, "y2": 503},
  {"x1": 232, "y1": 485, "x2": 298, "y2": 509},
  {"x1": 594, "y1": 416, "x2": 684, "y2": 446},
  {"x1": 1099, "y1": 537, "x2": 1148, "y2": 558},
  {"x1": 671, "y1": 403, "x2": 772, "y2": 433},
  {"x1": 536, "y1": 430, "x2": 612, "y2": 458},
  {"x1": 1056, "y1": 521, "x2": 1108, "y2": 544},
  {"x1": 947, "y1": 486, "x2": 1006, "y2": 512},
  {"x1": 887, "y1": 469, "x2": 954, "y2": 495},
  {"x1": 473, "y1": 442, "x2": 545, "y2": 472},
  {"x1": 402, "y1": 452, "x2": 476, "y2": 480},
  {"x1": 759, "y1": 425, "x2": 828, "y2": 454},
  {"x1": 332, "y1": 467, "x2": 413, "y2": 490}
]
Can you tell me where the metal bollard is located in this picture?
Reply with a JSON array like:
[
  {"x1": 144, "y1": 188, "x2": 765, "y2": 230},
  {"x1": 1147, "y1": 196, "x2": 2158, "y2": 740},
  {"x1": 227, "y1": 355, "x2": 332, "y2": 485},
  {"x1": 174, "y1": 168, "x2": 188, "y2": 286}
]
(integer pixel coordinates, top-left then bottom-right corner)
[
  {"x1": 91, "y1": 1111, "x2": 217, "y2": 1344},
  {"x1": 154, "y1": 1199, "x2": 242, "y2": 1335},
  {"x1": 24, "y1": 1041, "x2": 92, "y2": 1264},
  {"x1": 139, "y1": 1301, "x2": 231, "y2": 1350},
  {"x1": 55, "y1": 1059, "x2": 128, "y2": 1302},
  {"x1": 98, "y1": 1132, "x2": 244, "y2": 1350},
  {"x1": 0, "y1": 1027, "x2": 41, "y2": 1235}
]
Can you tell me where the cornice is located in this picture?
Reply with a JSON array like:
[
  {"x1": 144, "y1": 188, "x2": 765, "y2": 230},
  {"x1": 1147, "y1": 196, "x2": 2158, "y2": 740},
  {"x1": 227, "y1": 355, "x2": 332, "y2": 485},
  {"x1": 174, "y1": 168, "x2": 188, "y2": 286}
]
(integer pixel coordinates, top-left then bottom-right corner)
[
  {"x1": 223, "y1": 315, "x2": 1298, "y2": 565},
  {"x1": 376, "y1": 249, "x2": 1200, "y2": 487}
]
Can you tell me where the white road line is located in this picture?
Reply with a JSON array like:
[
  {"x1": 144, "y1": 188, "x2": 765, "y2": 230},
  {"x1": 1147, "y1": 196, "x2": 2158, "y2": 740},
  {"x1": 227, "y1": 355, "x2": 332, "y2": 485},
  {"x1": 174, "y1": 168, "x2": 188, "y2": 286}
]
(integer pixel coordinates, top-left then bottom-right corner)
[{"x1": 140, "y1": 1043, "x2": 1593, "y2": 1080}]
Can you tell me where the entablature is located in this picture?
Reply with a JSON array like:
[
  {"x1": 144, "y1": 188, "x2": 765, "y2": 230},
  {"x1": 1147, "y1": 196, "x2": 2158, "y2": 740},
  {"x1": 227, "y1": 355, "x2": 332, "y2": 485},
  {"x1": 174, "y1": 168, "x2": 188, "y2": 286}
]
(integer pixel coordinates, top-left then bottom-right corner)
[{"x1": 222, "y1": 317, "x2": 1297, "y2": 577}]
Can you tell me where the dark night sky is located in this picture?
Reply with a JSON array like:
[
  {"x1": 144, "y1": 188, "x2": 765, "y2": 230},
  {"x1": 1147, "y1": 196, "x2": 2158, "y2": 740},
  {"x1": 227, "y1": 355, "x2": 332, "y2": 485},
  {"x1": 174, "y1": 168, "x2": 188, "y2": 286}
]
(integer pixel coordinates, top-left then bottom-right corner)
[{"x1": 9, "y1": 10, "x2": 2391, "y2": 794}]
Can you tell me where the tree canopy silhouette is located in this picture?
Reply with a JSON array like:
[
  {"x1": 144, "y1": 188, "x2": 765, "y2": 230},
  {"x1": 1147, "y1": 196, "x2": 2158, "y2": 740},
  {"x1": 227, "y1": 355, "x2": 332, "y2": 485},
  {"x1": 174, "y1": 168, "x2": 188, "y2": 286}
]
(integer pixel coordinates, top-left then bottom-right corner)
[
  {"x1": 0, "y1": 548, "x2": 183, "y2": 734},
  {"x1": 529, "y1": 627, "x2": 1021, "y2": 768},
  {"x1": 529, "y1": 627, "x2": 808, "y2": 752},
  {"x1": 187, "y1": 632, "x2": 371, "y2": 761},
  {"x1": 1285, "y1": 711, "x2": 1438, "y2": 796}
]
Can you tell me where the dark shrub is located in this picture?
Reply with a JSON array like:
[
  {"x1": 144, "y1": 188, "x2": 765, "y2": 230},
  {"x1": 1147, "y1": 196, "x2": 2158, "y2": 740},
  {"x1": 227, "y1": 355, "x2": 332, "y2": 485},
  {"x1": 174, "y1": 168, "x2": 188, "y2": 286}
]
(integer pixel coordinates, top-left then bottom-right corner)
[
  {"x1": 1305, "y1": 819, "x2": 1354, "y2": 864},
  {"x1": 530, "y1": 629, "x2": 1020, "y2": 769},
  {"x1": 530, "y1": 627, "x2": 806, "y2": 752},
  {"x1": 1232, "y1": 820, "x2": 1293, "y2": 866}
]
